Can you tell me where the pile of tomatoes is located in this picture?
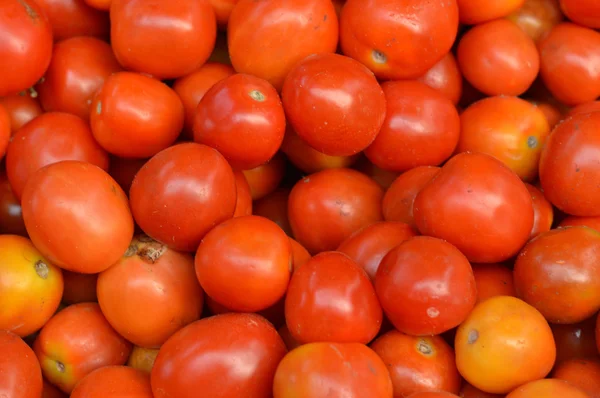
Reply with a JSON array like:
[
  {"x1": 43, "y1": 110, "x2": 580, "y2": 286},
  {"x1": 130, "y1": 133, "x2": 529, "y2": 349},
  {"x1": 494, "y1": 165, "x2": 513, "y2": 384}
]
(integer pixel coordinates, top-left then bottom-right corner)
[{"x1": 2, "y1": 0, "x2": 600, "y2": 397}]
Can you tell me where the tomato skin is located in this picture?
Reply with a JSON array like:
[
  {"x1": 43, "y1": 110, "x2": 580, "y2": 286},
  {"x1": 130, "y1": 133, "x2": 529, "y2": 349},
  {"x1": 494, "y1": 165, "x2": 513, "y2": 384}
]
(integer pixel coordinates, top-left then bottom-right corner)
[
  {"x1": 35, "y1": 0, "x2": 109, "y2": 41},
  {"x1": 252, "y1": 189, "x2": 292, "y2": 236},
  {"x1": 0, "y1": 330, "x2": 43, "y2": 398},
  {"x1": 0, "y1": 104, "x2": 9, "y2": 160},
  {"x1": 560, "y1": 216, "x2": 600, "y2": 231},
  {"x1": 0, "y1": 0, "x2": 53, "y2": 97},
  {"x1": 70, "y1": 366, "x2": 153, "y2": 398},
  {"x1": 228, "y1": 0, "x2": 339, "y2": 91},
  {"x1": 43, "y1": 379, "x2": 67, "y2": 398},
  {"x1": 417, "y1": 52, "x2": 463, "y2": 105},
  {"x1": 0, "y1": 93, "x2": 43, "y2": 133},
  {"x1": 526, "y1": 183, "x2": 554, "y2": 238},
  {"x1": 209, "y1": 0, "x2": 238, "y2": 27},
  {"x1": 560, "y1": 0, "x2": 600, "y2": 28},
  {"x1": 273, "y1": 342, "x2": 393, "y2": 398},
  {"x1": 535, "y1": 100, "x2": 564, "y2": 129},
  {"x1": 232, "y1": 170, "x2": 252, "y2": 217},
  {"x1": 242, "y1": 152, "x2": 286, "y2": 200},
  {"x1": 0, "y1": 171, "x2": 27, "y2": 236},
  {"x1": 407, "y1": 393, "x2": 460, "y2": 398},
  {"x1": 108, "y1": 156, "x2": 147, "y2": 194},
  {"x1": 457, "y1": 0, "x2": 525, "y2": 24},
  {"x1": 110, "y1": 0, "x2": 217, "y2": 79},
  {"x1": 567, "y1": 101, "x2": 600, "y2": 118},
  {"x1": 127, "y1": 346, "x2": 159, "y2": 374},
  {"x1": 472, "y1": 263, "x2": 516, "y2": 304},
  {"x1": 506, "y1": 379, "x2": 588, "y2": 398},
  {"x1": 508, "y1": 0, "x2": 564, "y2": 42},
  {"x1": 290, "y1": 238, "x2": 311, "y2": 271},
  {"x1": 354, "y1": 157, "x2": 399, "y2": 190},
  {"x1": 553, "y1": 359, "x2": 600, "y2": 398},
  {"x1": 83, "y1": 0, "x2": 110, "y2": 11},
  {"x1": 61, "y1": 271, "x2": 97, "y2": 304},
  {"x1": 340, "y1": 0, "x2": 458, "y2": 80},
  {"x1": 459, "y1": 383, "x2": 504, "y2": 398},
  {"x1": 552, "y1": 317, "x2": 599, "y2": 365},
  {"x1": 151, "y1": 313, "x2": 287, "y2": 398}
]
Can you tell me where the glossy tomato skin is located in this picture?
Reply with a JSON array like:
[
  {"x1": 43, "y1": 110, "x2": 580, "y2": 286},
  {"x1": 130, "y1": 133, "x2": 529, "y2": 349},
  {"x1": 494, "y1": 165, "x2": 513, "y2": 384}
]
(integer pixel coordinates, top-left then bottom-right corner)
[
  {"x1": 0, "y1": 171, "x2": 27, "y2": 236},
  {"x1": 110, "y1": 0, "x2": 216, "y2": 79},
  {"x1": 209, "y1": 0, "x2": 238, "y2": 27},
  {"x1": 232, "y1": 170, "x2": 252, "y2": 217},
  {"x1": 413, "y1": 152, "x2": 534, "y2": 263},
  {"x1": 228, "y1": 0, "x2": 339, "y2": 91},
  {"x1": 273, "y1": 342, "x2": 393, "y2": 398},
  {"x1": 0, "y1": 104, "x2": 9, "y2": 160},
  {"x1": 552, "y1": 316, "x2": 599, "y2": 365},
  {"x1": 457, "y1": 0, "x2": 525, "y2": 24},
  {"x1": 70, "y1": 366, "x2": 152, "y2": 398},
  {"x1": 508, "y1": 0, "x2": 563, "y2": 42},
  {"x1": 340, "y1": 0, "x2": 459, "y2": 80},
  {"x1": 252, "y1": 189, "x2": 292, "y2": 236},
  {"x1": 506, "y1": 379, "x2": 588, "y2": 398},
  {"x1": 0, "y1": 330, "x2": 43, "y2": 398},
  {"x1": 0, "y1": 93, "x2": 43, "y2": 133},
  {"x1": 526, "y1": 183, "x2": 554, "y2": 238},
  {"x1": 472, "y1": 263, "x2": 516, "y2": 304},
  {"x1": 560, "y1": 0, "x2": 600, "y2": 28},
  {"x1": 151, "y1": 313, "x2": 287, "y2": 398},
  {"x1": 417, "y1": 52, "x2": 463, "y2": 105},
  {"x1": 242, "y1": 152, "x2": 287, "y2": 200},
  {"x1": 553, "y1": 359, "x2": 600, "y2": 398},
  {"x1": 35, "y1": 0, "x2": 109, "y2": 41},
  {"x1": 0, "y1": 0, "x2": 53, "y2": 97},
  {"x1": 282, "y1": 53, "x2": 386, "y2": 157}
]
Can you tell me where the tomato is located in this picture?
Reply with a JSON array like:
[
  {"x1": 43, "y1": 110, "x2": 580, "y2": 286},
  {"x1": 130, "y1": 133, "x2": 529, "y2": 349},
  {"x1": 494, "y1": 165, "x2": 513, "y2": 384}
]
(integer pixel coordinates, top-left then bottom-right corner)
[
  {"x1": 364, "y1": 81, "x2": 460, "y2": 172},
  {"x1": 290, "y1": 238, "x2": 311, "y2": 271},
  {"x1": 83, "y1": 0, "x2": 110, "y2": 11},
  {"x1": 459, "y1": 383, "x2": 504, "y2": 398},
  {"x1": 538, "y1": 23, "x2": 600, "y2": 106},
  {"x1": 375, "y1": 236, "x2": 477, "y2": 336},
  {"x1": 228, "y1": 0, "x2": 338, "y2": 91},
  {"x1": 43, "y1": 379, "x2": 68, "y2": 398},
  {"x1": 288, "y1": 168, "x2": 384, "y2": 254},
  {"x1": 273, "y1": 342, "x2": 393, "y2": 398},
  {"x1": 108, "y1": 156, "x2": 147, "y2": 194},
  {"x1": 0, "y1": 330, "x2": 43, "y2": 398},
  {"x1": 508, "y1": 0, "x2": 563, "y2": 42},
  {"x1": 552, "y1": 316, "x2": 599, "y2": 365},
  {"x1": 337, "y1": 221, "x2": 417, "y2": 281},
  {"x1": 0, "y1": 0, "x2": 53, "y2": 97},
  {"x1": 553, "y1": 359, "x2": 600, "y2": 398},
  {"x1": 34, "y1": 302, "x2": 132, "y2": 393},
  {"x1": 414, "y1": 152, "x2": 534, "y2": 263},
  {"x1": 560, "y1": 0, "x2": 600, "y2": 28},
  {"x1": 35, "y1": 0, "x2": 109, "y2": 41},
  {"x1": 560, "y1": 216, "x2": 600, "y2": 231},
  {"x1": 242, "y1": 152, "x2": 287, "y2": 200},
  {"x1": 0, "y1": 171, "x2": 27, "y2": 236},
  {"x1": 110, "y1": 0, "x2": 216, "y2": 79},
  {"x1": 407, "y1": 393, "x2": 460, "y2": 398},
  {"x1": 252, "y1": 189, "x2": 292, "y2": 236},
  {"x1": 534, "y1": 100, "x2": 564, "y2": 129},
  {"x1": 0, "y1": 93, "x2": 43, "y2": 133},
  {"x1": 505, "y1": 379, "x2": 588, "y2": 398},
  {"x1": 209, "y1": 0, "x2": 238, "y2": 27},
  {"x1": 370, "y1": 331, "x2": 461, "y2": 397},
  {"x1": 526, "y1": 183, "x2": 554, "y2": 238},
  {"x1": 278, "y1": 325, "x2": 301, "y2": 351},
  {"x1": 61, "y1": 271, "x2": 97, "y2": 305},
  {"x1": 340, "y1": 0, "x2": 458, "y2": 80},
  {"x1": 6, "y1": 112, "x2": 109, "y2": 200},
  {"x1": 472, "y1": 264, "x2": 516, "y2": 304},
  {"x1": 353, "y1": 157, "x2": 399, "y2": 190},
  {"x1": 0, "y1": 103, "x2": 9, "y2": 160},
  {"x1": 127, "y1": 346, "x2": 159, "y2": 374},
  {"x1": 282, "y1": 53, "x2": 386, "y2": 157},
  {"x1": 232, "y1": 170, "x2": 252, "y2": 217},
  {"x1": 70, "y1": 366, "x2": 152, "y2": 398},
  {"x1": 457, "y1": 0, "x2": 525, "y2": 24},
  {"x1": 567, "y1": 101, "x2": 600, "y2": 118},
  {"x1": 457, "y1": 96, "x2": 550, "y2": 181},
  {"x1": 417, "y1": 52, "x2": 463, "y2": 105}
]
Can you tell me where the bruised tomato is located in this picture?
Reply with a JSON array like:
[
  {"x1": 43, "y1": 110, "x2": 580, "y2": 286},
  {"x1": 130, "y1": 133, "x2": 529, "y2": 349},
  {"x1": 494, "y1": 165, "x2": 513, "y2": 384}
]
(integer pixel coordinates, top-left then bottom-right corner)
[
  {"x1": 70, "y1": 366, "x2": 152, "y2": 398},
  {"x1": 0, "y1": 330, "x2": 43, "y2": 398}
]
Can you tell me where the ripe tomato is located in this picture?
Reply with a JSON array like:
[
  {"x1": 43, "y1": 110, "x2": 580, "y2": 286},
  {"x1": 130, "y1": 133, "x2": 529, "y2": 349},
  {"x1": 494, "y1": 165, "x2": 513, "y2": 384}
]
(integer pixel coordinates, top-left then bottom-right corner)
[
  {"x1": 353, "y1": 157, "x2": 399, "y2": 190},
  {"x1": 151, "y1": 313, "x2": 287, "y2": 398},
  {"x1": 0, "y1": 104, "x2": 9, "y2": 160},
  {"x1": 505, "y1": 379, "x2": 588, "y2": 398},
  {"x1": 567, "y1": 101, "x2": 600, "y2": 118},
  {"x1": 22, "y1": 161, "x2": 134, "y2": 273},
  {"x1": 560, "y1": 216, "x2": 600, "y2": 231},
  {"x1": 370, "y1": 331, "x2": 461, "y2": 397},
  {"x1": 407, "y1": 393, "x2": 460, "y2": 398},
  {"x1": 288, "y1": 168, "x2": 384, "y2": 254},
  {"x1": 0, "y1": 171, "x2": 27, "y2": 236},
  {"x1": 108, "y1": 156, "x2": 147, "y2": 194},
  {"x1": 0, "y1": 0, "x2": 53, "y2": 97},
  {"x1": 553, "y1": 359, "x2": 600, "y2": 398},
  {"x1": 0, "y1": 330, "x2": 43, "y2": 398},
  {"x1": 43, "y1": 379, "x2": 67, "y2": 398},
  {"x1": 340, "y1": 0, "x2": 458, "y2": 80},
  {"x1": 228, "y1": 0, "x2": 339, "y2": 91},
  {"x1": 0, "y1": 93, "x2": 43, "y2": 133},
  {"x1": 70, "y1": 366, "x2": 152, "y2": 398},
  {"x1": 455, "y1": 296, "x2": 556, "y2": 394},
  {"x1": 34, "y1": 302, "x2": 132, "y2": 393},
  {"x1": 526, "y1": 183, "x2": 554, "y2": 238},
  {"x1": 278, "y1": 325, "x2": 301, "y2": 351},
  {"x1": 273, "y1": 342, "x2": 393, "y2": 398},
  {"x1": 508, "y1": 0, "x2": 564, "y2": 42},
  {"x1": 127, "y1": 346, "x2": 159, "y2": 374},
  {"x1": 209, "y1": 0, "x2": 238, "y2": 27},
  {"x1": 290, "y1": 238, "x2": 311, "y2": 271},
  {"x1": 61, "y1": 271, "x2": 97, "y2": 304},
  {"x1": 472, "y1": 263, "x2": 516, "y2": 304},
  {"x1": 457, "y1": 0, "x2": 525, "y2": 24},
  {"x1": 414, "y1": 152, "x2": 534, "y2": 263},
  {"x1": 110, "y1": 0, "x2": 216, "y2": 79},
  {"x1": 242, "y1": 152, "x2": 286, "y2": 200},
  {"x1": 460, "y1": 383, "x2": 504, "y2": 398},
  {"x1": 552, "y1": 316, "x2": 599, "y2": 365},
  {"x1": 252, "y1": 189, "x2": 292, "y2": 236},
  {"x1": 417, "y1": 52, "x2": 463, "y2": 105},
  {"x1": 6, "y1": 112, "x2": 110, "y2": 200},
  {"x1": 232, "y1": 170, "x2": 252, "y2": 217},
  {"x1": 83, "y1": 0, "x2": 110, "y2": 11},
  {"x1": 35, "y1": 0, "x2": 109, "y2": 41},
  {"x1": 535, "y1": 100, "x2": 565, "y2": 128},
  {"x1": 560, "y1": 0, "x2": 600, "y2": 28}
]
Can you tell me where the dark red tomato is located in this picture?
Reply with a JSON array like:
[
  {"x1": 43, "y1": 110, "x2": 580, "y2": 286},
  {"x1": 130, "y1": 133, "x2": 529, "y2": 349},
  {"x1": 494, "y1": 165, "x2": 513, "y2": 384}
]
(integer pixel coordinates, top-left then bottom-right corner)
[
  {"x1": 552, "y1": 316, "x2": 599, "y2": 365},
  {"x1": 288, "y1": 168, "x2": 384, "y2": 254},
  {"x1": 193, "y1": 73, "x2": 286, "y2": 170},
  {"x1": 414, "y1": 152, "x2": 534, "y2": 263},
  {"x1": 337, "y1": 221, "x2": 417, "y2": 281},
  {"x1": 242, "y1": 152, "x2": 286, "y2": 200},
  {"x1": 232, "y1": 170, "x2": 252, "y2": 217},
  {"x1": 567, "y1": 101, "x2": 600, "y2": 118},
  {"x1": 70, "y1": 366, "x2": 152, "y2": 398},
  {"x1": 130, "y1": 143, "x2": 237, "y2": 252},
  {"x1": 278, "y1": 325, "x2": 301, "y2": 351},
  {"x1": 538, "y1": 23, "x2": 600, "y2": 106},
  {"x1": 90, "y1": 72, "x2": 184, "y2": 158},
  {"x1": 472, "y1": 263, "x2": 516, "y2": 304},
  {"x1": 0, "y1": 93, "x2": 43, "y2": 133},
  {"x1": 560, "y1": 216, "x2": 600, "y2": 231},
  {"x1": 108, "y1": 156, "x2": 147, "y2": 194},
  {"x1": 209, "y1": 0, "x2": 238, "y2": 28},
  {"x1": 560, "y1": 0, "x2": 600, "y2": 28},
  {"x1": 370, "y1": 331, "x2": 461, "y2": 397},
  {"x1": 6, "y1": 112, "x2": 109, "y2": 200},
  {"x1": 540, "y1": 112, "x2": 600, "y2": 216},
  {"x1": 364, "y1": 80, "x2": 460, "y2": 172},
  {"x1": 110, "y1": 0, "x2": 216, "y2": 79},
  {"x1": 526, "y1": 183, "x2": 554, "y2": 238},
  {"x1": 0, "y1": 330, "x2": 43, "y2": 398},
  {"x1": 83, "y1": 0, "x2": 110, "y2": 11},
  {"x1": 353, "y1": 156, "x2": 399, "y2": 190},
  {"x1": 597, "y1": 314, "x2": 600, "y2": 356},
  {"x1": 61, "y1": 271, "x2": 98, "y2": 304},
  {"x1": 151, "y1": 313, "x2": 287, "y2": 398},
  {"x1": 553, "y1": 359, "x2": 600, "y2": 398},
  {"x1": 35, "y1": 0, "x2": 109, "y2": 41},
  {"x1": 417, "y1": 52, "x2": 463, "y2": 105},
  {"x1": 0, "y1": 0, "x2": 53, "y2": 97},
  {"x1": 0, "y1": 104, "x2": 9, "y2": 160},
  {"x1": 285, "y1": 251, "x2": 382, "y2": 344},
  {"x1": 0, "y1": 171, "x2": 27, "y2": 236},
  {"x1": 252, "y1": 189, "x2": 292, "y2": 236},
  {"x1": 37, "y1": 36, "x2": 122, "y2": 121},
  {"x1": 282, "y1": 53, "x2": 386, "y2": 157},
  {"x1": 375, "y1": 236, "x2": 477, "y2": 336},
  {"x1": 514, "y1": 226, "x2": 600, "y2": 323},
  {"x1": 507, "y1": 0, "x2": 563, "y2": 42},
  {"x1": 340, "y1": 0, "x2": 459, "y2": 80},
  {"x1": 457, "y1": 0, "x2": 525, "y2": 24}
]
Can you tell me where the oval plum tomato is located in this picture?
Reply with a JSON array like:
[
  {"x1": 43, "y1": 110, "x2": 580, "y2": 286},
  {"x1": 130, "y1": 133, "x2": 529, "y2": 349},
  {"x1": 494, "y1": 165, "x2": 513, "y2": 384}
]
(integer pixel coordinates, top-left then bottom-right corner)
[
  {"x1": 288, "y1": 168, "x2": 384, "y2": 254},
  {"x1": 0, "y1": 93, "x2": 43, "y2": 133},
  {"x1": 195, "y1": 215, "x2": 291, "y2": 312},
  {"x1": 252, "y1": 189, "x2": 292, "y2": 236},
  {"x1": 37, "y1": 36, "x2": 122, "y2": 121},
  {"x1": 151, "y1": 313, "x2": 287, "y2": 398},
  {"x1": 382, "y1": 166, "x2": 441, "y2": 229},
  {"x1": 0, "y1": 171, "x2": 27, "y2": 236},
  {"x1": 375, "y1": 236, "x2": 477, "y2": 336},
  {"x1": 552, "y1": 317, "x2": 599, "y2": 365},
  {"x1": 35, "y1": 0, "x2": 109, "y2": 41},
  {"x1": 70, "y1": 366, "x2": 152, "y2": 398},
  {"x1": 282, "y1": 53, "x2": 386, "y2": 156},
  {"x1": 285, "y1": 251, "x2": 382, "y2": 344},
  {"x1": 417, "y1": 52, "x2": 463, "y2": 105},
  {"x1": 370, "y1": 331, "x2": 461, "y2": 397},
  {"x1": 567, "y1": 101, "x2": 600, "y2": 118},
  {"x1": 242, "y1": 152, "x2": 286, "y2": 200},
  {"x1": 506, "y1": 379, "x2": 588, "y2": 398},
  {"x1": 232, "y1": 170, "x2": 252, "y2": 217},
  {"x1": 6, "y1": 112, "x2": 110, "y2": 200},
  {"x1": 538, "y1": 23, "x2": 600, "y2": 106},
  {"x1": 514, "y1": 226, "x2": 600, "y2": 323},
  {"x1": 457, "y1": 96, "x2": 550, "y2": 181},
  {"x1": 61, "y1": 271, "x2": 97, "y2": 304},
  {"x1": 340, "y1": 0, "x2": 458, "y2": 80},
  {"x1": 364, "y1": 80, "x2": 460, "y2": 172},
  {"x1": 508, "y1": 0, "x2": 564, "y2": 42},
  {"x1": 539, "y1": 112, "x2": 600, "y2": 216},
  {"x1": 34, "y1": 302, "x2": 132, "y2": 394},
  {"x1": 455, "y1": 296, "x2": 556, "y2": 394},
  {"x1": 0, "y1": 330, "x2": 43, "y2": 398},
  {"x1": 460, "y1": 383, "x2": 504, "y2": 398},
  {"x1": 228, "y1": 0, "x2": 338, "y2": 91},
  {"x1": 209, "y1": 0, "x2": 238, "y2": 27},
  {"x1": 0, "y1": 235, "x2": 63, "y2": 337},
  {"x1": 193, "y1": 73, "x2": 286, "y2": 170},
  {"x1": 172, "y1": 62, "x2": 234, "y2": 139},
  {"x1": 553, "y1": 359, "x2": 600, "y2": 398},
  {"x1": 560, "y1": 0, "x2": 600, "y2": 28},
  {"x1": 273, "y1": 342, "x2": 393, "y2": 398},
  {"x1": 337, "y1": 221, "x2": 417, "y2": 281},
  {"x1": 413, "y1": 152, "x2": 534, "y2": 263},
  {"x1": 526, "y1": 183, "x2": 554, "y2": 238},
  {"x1": 83, "y1": 0, "x2": 110, "y2": 11},
  {"x1": 472, "y1": 264, "x2": 516, "y2": 304},
  {"x1": 290, "y1": 238, "x2": 311, "y2": 272},
  {"x1": 0, "y1": 0, "x2": 53, "y2": 97},
  {"x1": 90, "y1": 72, "x2": 184, "y2": 158},
  {"x1": 457, "y1": 0, "x2": 525, "y2": 24},
  {"x1": 0, "y1": 104, "x2": 9, "y2": 159},
  {"x1": 560, "y1": 216, "x2": 600, "y2": 231},
  {"x1": 129, "y1": 143, "x2": 237, "y2": 252},
  {"x1": 110, "y1": 0, "x2": 216, "y2": 79},
  {"x1": 127, "y1": 346, "x2": 159, "y2": 374}
]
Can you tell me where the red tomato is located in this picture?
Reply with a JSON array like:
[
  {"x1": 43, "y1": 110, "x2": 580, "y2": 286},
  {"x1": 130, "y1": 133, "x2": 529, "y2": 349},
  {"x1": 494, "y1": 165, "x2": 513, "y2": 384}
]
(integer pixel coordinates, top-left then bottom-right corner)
[
  {"x1": 209, "y1": 0, "x2": 238, "y2": 27},
  {"x1": 560, "y1": 216, "x2": 600, "y2": 231},
  {"x1": 552, "y1": 316, "x2": 599, "y2": 365},
  {"x1": 526, "y1": 183, "x2": 554, "y2": 238},
  {"x1": 553, "y1": 359, "x2": 600, "y2": 398},
  {"x1": 460, "y1": 383, "x2": 504, "y2": 398},
  {"x1": 353, "y1": 156, "x2": 399, "y2": 190},
  {"x1": 507, "y1": 0, "x2": 564, "y2": 42},
  {"x1": 290, "y1": 238, "x2": 311, "y2": 272},
  {"x1": 0, "y1": 104, "x2": 9, "y2": 160},
  {"x1": 242, "y1": 152, "x2": 287, "y2": 200},
  {"x1": 232, "y1": 170, "x2": 252, "y2": 217},
  {"x1": 0, "y1": 171, "x2": 27, "y2": 236},
  {"x1": 472, "y1": 263, "x2": 516, "y2": 304},
  {"x1": 70, "y1": 366, "x2": 153, "y2": 398},
  {"x1": 43, "y1": 379, "x2": 68, "y2": 398},
  {"x1": 61, "y1": 271, "x2": 97, "y2": 304},
  {"x1": 0, "y1": 93, "x2": 43, "y2": 133},
  {"x1": 278, "y1": 325, "x2": 301, "y2": 351},
  {"x1": 0, "y1": 330, "x2": 43, "y2": 398},
  {"x1": 83, "y1": 0, "x2": 110, "y2": 11},
  {"x1": 35, "y1": 0, "x2": 109, "y2": 41},
  {"x1": 567, "y1": 101, "x2": 600, "y2": 118},
  {"x1": 108, "y1": 156, "x2": 147, "y2": 194},
  {"x1": 417, "y1": 52, "x2": 463, "y2": 105},
  {"x1": 506, "y1": 379, "x2": 588, "y2": 398},
  {"x1": 252, "y1": 189, "x2": 292, "y2": 236},
  {"x1": 110, "y1": 0, "x2": 216, "y2": 79},
  {"x1": 407, "y1": 393, "x2": 460, "y2": 398},
  {"x1": 535, "y1": 100, "x2": 565, "y2": 129},
  {"x1": 151, "y1": 313, "x2": 287, "y2": 398},
  {"x1": 457, "y1": 0, "x2": 525, "y2": 24},
  {"x1": 560, "y1": 0, "x2": 600, "y2": 28}
]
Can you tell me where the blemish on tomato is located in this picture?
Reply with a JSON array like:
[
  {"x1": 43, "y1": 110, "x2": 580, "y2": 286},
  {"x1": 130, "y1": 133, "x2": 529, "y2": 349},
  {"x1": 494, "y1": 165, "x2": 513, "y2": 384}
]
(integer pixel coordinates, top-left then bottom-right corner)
[
  {"x1": 372, "y1": 50, "x2": 387, "y2": 65},
  {"x1": 527, "y1": 136, "x2": 538, "y2": 149},
  {"x1": 467, "y1": 329, "x2": 479, "y2": 344},
  {"x1": 248, "y1": 90, "x2": 265, "y2": 102},
  {"x1": 34, "y1": 260, "x2": 49, "y2": 279},
  {"x1": 17, "y1": 0, "x2": 39, "y2": 21},
  {"x1": 96, "y1": 101, "x2": 102, "y2": 115}
]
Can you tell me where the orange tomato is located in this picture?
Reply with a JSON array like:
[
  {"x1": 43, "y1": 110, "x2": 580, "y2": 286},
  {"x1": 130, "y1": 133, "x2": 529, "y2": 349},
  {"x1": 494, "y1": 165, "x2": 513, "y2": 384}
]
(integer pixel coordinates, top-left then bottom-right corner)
[
  {"x1": 457, "y1": 0, "x2": 525, "y2": 24},
  {"x1": 70, "y1": 366, "x2": 153, "y2": 398},
  {"x1": 505, "y1": 379, "x2": 588, "y2": 398},
  {"x1": 242, "y1": 152, "x2": 287, "y2": 200}
]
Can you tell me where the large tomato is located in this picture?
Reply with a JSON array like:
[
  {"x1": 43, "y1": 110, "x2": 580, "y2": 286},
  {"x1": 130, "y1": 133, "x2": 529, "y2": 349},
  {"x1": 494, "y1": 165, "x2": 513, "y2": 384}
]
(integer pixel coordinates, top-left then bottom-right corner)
[
  {"x1": 505, "y1": 379, "x2": 588, "y2": 398},
  {"x1": 457, "y1": 0, "x2": 525, "y2": 24},
  {"x1": 35, "y1": 0, "x2": 109, "y2": 41},
  {"x1": 70, "y1": 366, "x2": 153, "y2": 398},
  {"x1": 553, "y1": 358, "x2": 600, "y2": 398},
  {"x1": 560, "y1": 0, "x2": 600, "y2": 28},
  {"x1": 0, "y1": 330, "x2": 43, "y2": 398}
]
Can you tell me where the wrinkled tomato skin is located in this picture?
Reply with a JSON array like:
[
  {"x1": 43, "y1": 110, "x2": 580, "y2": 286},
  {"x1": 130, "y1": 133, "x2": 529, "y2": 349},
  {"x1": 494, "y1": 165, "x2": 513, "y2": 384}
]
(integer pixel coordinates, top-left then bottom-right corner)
[
  {"x1": 457, "y1": 0, "x2": 525, "y2": 24},
  {"x1": 526, "y1": 183, "x2": 554, "y2": 238},
  {"x1": 507, "y1": 0, "x2": 563, "y2": 42},
  {"x1": 560, "y1": 0, "x2": 600, "y2": 28},
  {"x1": 552, "y1": 316, "x2": 599, "y2": 365},
  {"x1": 552, "y1": 358, "x2": 600, "y2": 398},
  {"x1": 35, "y1": 0, "x2": 109, "y2": 41},
  {"x1": 0, "y1": 330, "x2": 43, "y2": 398},
  {"x1": 472, "y1": 263, "x2": 516, "y2": 304},
  {"x1": 70, "y1": 366, "x2": 153, "y2": 398},
  {"x1": 0, "y1": 171, "x2": 27, "y2": 236},
  {"x1": 0, "y1": 93, "x2": 43, "y2": 133},
  {"x1": 417, "y1": 52, "x2": 463, "y2": 105},
  {"x1": 506, "y1": 379, "x2": 588, "y2": 398}
]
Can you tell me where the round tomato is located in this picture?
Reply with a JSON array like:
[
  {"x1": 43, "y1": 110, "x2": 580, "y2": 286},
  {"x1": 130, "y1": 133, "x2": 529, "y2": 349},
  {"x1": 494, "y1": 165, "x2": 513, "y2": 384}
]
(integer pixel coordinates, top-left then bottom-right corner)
[
  {"x1": 457, "y1": 0, "x2": 525, "y2": 24},
  {"x1": 553, "y1": 358, "x2": 600, "y2": 398},
  {"x1": 252, "y1": 189, "x2": 292, "y2": 236},
  {"x1": 290, "y1": 238, "x2": 311, "y2": 271},
  {"x1": 567, "y1": 101, "x2": 600, "y2": 118},
  {"x1": 0, "y1": 93, "x2": 43, "y2": 133},
  {"x1": 127, "y1": 346, "x2": 159, "y2": 374},
  {"x1": 70, "y1": 366, "x2": 152, "y2": 398},
  {"x1": 507, "y1": 0, "x2": 564, "y2": 42},
  {"x1": 506, "y1": 379, "x2": 588, "y2": 398},
  {"x1": 417, "y1": 52, "x2": 463, "y2": 105},
  {"x1": 0, "y1": 103, "x2": 9, "y2": 160},
  {"x1": 61, "y1": 271, "x2": 97, "y2": 304},
  {"x1": 0, "y1": 330, "x2": 43, "y2": 398},
  {"x1": 560, "y1": 0, "x2": 600, "y2": 28},
  {"x1": 526, "y1": 183, "x2": 554, "y2": 238},
  {"x1": 552, "y1": 316, "x2": 599, "y2": 365},
  {"x1": 535, "y1": 100, "x2": 565, "y2": 128},
  {"x1": 472, "y1": 263, "x2": 516, "y2": 304},
  {"x1": 242, "y1": 152, "x2": 287, "y2": 200},
  {"x1": 35, "y1": 0, "x2": 109, "y2": 41},
  {"x1": 353, "y1": 157, "x2": 399, "y2": 190},
  {"x1": 232, "y1": 170, "x2": 252, "y2": 217},
  {"x1": 0, "y1": 171, "x2": 27, "y2": 236},
  {"x1": 107, "y1": 156, "x2": 147, "y2": 194}
]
